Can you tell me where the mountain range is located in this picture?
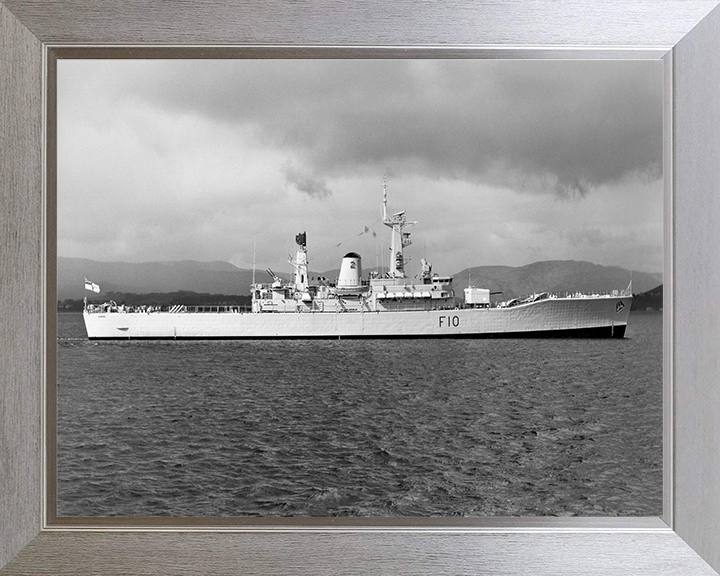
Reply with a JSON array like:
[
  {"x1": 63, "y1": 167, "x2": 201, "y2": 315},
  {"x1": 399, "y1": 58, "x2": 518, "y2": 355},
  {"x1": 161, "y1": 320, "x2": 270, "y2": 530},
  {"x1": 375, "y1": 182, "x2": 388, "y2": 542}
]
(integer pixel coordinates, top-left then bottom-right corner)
[{"x1": 58, "y1": 257, "x2": 662, "y2": 302}]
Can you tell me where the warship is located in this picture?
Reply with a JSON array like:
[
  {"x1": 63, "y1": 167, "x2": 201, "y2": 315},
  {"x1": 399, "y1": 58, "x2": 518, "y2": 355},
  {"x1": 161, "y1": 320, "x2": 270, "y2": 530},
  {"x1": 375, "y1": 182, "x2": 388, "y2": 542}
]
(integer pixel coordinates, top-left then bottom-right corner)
[{"x1": 83, "y1": 185, "x2": 632, "y2": 340}]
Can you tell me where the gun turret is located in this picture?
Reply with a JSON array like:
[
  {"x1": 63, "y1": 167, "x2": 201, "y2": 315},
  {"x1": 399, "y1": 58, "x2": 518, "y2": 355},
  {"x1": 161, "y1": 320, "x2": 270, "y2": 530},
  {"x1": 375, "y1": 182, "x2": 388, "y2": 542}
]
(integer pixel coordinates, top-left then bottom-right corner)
[{"x1": 266, "y1": 268, "x2": 282, "y2": 284}]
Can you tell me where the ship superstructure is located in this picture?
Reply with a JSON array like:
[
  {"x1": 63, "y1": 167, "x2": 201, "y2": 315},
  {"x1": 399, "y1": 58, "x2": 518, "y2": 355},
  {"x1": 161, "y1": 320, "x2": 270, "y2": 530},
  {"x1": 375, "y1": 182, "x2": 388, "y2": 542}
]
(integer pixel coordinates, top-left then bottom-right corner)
[
  {"x1": 250, "y1": 182, "x2": 456, "y2": 318},
  {"x1": 83, "y1": 185, "x2": 632, "y2": 340}
]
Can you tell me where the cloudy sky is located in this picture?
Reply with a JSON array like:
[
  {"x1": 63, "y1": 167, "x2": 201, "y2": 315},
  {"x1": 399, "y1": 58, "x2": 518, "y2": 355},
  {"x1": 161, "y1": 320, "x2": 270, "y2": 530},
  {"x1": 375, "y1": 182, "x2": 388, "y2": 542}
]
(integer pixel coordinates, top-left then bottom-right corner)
[{"x1": 57, "y1": 59, "x2": 663, "y2": 277}]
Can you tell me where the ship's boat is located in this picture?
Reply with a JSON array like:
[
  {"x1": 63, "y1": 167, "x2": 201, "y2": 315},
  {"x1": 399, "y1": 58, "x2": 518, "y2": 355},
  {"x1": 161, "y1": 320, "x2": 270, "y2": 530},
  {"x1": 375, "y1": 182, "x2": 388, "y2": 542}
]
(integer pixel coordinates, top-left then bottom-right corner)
[{"x1": 83, "y1": 185, "x2": 632, "y2": 340}]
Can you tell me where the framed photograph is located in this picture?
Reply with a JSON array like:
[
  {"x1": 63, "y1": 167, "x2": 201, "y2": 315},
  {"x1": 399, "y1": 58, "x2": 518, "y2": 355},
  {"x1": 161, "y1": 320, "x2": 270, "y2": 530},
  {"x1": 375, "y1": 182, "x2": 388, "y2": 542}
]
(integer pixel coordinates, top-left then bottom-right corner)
[
  {"x1": 2, "y1": 2, "x2": 720, "y2": 575},
  {"x1": 52, "y1": 54, "x2": 664, "y2": 523}
]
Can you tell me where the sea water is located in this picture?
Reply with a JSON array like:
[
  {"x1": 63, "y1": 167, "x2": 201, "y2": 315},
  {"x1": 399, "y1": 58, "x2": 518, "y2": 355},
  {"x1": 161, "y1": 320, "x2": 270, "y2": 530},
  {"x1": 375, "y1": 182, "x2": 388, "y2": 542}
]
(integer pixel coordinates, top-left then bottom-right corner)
[{"x1": 56, "y1": 311, "x2": 662, "y2": 517}]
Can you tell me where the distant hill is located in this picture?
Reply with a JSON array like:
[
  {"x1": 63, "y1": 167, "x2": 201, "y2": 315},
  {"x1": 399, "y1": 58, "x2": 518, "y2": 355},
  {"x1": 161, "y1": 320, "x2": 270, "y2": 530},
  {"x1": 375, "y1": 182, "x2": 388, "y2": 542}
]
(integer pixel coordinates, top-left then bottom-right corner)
[
  {"x1": 58, "y1": 256, "x2": 662, "y2": 303},
  {"x1": 57, "y1": 258, "x2": 285, "y2": 301},
  {"x1": 453, "y1": 261, "x2": 662, "y2": 301},
  {"x1": 632, "y1": 284, "x2": 663, "y2": 311}
]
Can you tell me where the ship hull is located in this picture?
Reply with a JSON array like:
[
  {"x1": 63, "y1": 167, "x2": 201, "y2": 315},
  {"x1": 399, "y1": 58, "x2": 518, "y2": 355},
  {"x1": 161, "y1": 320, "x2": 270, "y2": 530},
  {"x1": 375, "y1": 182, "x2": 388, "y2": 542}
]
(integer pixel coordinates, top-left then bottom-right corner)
[{"x1": 83, "y1": 296, "x2": 631, "y2": 340}]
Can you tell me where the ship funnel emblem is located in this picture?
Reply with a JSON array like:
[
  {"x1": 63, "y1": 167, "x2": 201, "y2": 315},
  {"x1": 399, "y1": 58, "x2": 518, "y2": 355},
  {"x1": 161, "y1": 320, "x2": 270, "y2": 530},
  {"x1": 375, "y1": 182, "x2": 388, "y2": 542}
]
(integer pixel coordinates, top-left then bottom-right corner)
[{"x1": 615, "y1": 301, "x2": 625, "y2": 313}]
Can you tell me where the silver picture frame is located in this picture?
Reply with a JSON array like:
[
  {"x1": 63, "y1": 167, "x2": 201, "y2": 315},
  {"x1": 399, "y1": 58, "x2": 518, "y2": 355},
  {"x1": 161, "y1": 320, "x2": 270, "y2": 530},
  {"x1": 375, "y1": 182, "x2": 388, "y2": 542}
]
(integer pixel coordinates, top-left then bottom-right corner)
[{"x1": 2, "y1": 1, "x2": 720, "y2": 574}]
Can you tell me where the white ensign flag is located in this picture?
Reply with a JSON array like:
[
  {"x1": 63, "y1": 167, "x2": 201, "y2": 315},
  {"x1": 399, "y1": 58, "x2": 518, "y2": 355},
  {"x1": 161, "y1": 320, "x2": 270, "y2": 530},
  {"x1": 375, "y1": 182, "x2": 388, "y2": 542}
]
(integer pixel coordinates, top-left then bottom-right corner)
[{"x1": 84, "y1": 278, "x2": 100, "y2": 293}]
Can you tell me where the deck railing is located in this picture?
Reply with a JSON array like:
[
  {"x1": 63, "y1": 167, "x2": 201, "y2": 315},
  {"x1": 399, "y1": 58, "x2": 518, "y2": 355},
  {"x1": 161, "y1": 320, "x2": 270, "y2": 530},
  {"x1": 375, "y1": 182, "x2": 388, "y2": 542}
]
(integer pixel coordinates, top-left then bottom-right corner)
[{"x1": 85, "y1": 304, "x2": 251, "y2": 314}]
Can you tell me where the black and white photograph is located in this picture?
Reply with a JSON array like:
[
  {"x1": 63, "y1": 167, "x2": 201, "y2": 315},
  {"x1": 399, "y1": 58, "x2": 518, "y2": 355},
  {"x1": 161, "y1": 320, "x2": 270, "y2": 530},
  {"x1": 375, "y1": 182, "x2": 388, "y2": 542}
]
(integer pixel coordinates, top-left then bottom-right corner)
[{"x1": 56, "y1": 58, "x2": 664, "y2": 518}]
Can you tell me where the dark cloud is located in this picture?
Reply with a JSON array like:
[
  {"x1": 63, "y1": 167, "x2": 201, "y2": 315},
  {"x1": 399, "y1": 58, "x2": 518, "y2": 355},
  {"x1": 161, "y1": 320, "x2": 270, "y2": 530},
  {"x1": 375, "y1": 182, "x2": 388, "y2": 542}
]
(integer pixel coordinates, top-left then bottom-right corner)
[
  {"x1": 282, "y1": 161, "x2": 332, "y2": 198},
  {"x1": 57, "y1": 60, "x2": 663, "y2": 273},
  {"x1": 109, "y1": 59, "x2": 662, "y2": 198}
]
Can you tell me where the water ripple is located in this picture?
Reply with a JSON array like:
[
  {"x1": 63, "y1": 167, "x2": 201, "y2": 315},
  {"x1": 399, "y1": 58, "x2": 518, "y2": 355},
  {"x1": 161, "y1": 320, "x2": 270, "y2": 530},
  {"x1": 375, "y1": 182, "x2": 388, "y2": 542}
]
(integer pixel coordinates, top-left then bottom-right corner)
[{"x1": 56, "y1": 312, "x2": 662, "y2": 517}]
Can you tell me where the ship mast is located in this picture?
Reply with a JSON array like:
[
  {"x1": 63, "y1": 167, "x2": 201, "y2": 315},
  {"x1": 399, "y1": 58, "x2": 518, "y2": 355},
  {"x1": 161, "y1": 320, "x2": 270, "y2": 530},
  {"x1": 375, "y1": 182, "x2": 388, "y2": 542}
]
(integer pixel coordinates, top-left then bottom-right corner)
[
  {"x1": 382, "y1": 178, "x2": 416, "y2": 279},
  {"x1": 290, "y1": 231, "x2": 309, "y2": 291}
]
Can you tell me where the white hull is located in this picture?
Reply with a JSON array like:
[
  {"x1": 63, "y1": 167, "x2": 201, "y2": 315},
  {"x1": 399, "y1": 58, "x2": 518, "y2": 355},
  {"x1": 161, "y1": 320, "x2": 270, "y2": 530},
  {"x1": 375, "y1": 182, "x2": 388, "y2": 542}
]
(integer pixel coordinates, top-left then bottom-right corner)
[{"x1": 83, "y1": 295, "x2": 631, "y2": 339}]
